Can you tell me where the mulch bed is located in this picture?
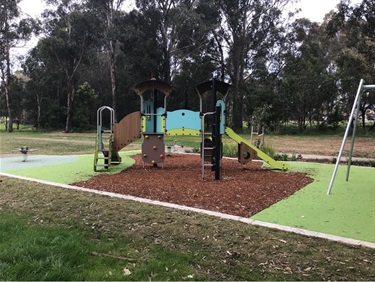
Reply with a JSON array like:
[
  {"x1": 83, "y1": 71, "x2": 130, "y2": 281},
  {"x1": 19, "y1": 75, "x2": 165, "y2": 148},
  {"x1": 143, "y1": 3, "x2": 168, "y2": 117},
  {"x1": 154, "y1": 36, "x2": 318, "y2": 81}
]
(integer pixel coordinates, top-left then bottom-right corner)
[{"x1": 73, "y1": 154, "x2": 313, "y2": 217}]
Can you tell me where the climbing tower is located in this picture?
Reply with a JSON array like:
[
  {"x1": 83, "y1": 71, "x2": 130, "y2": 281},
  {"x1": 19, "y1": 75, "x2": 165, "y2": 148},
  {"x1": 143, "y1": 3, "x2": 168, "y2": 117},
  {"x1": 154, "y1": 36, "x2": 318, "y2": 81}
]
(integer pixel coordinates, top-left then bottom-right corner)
[{"x1": 134, "y1": 78, "x2": 173, "y2": 167}]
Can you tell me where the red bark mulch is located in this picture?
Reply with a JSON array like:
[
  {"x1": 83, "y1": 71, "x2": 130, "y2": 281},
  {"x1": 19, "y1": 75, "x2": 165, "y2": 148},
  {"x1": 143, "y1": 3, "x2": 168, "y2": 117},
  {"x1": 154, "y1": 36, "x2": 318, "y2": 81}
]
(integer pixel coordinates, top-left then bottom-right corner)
[{"x1": 73, "y1": 154, "x2": 313, "y2": 217}]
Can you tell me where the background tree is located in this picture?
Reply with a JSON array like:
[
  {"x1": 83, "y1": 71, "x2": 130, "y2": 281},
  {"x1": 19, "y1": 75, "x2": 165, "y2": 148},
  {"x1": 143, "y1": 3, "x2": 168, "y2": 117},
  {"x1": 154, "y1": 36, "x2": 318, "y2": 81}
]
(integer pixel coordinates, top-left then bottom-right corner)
[
  {"x1": 3, "y1": 0, "x2": 373, "y2": 133},
  {"x1": 73, "y1": 81, "x2": 98, "y2": 129},
  {"x1": 216, "y1": 0, "x2": 291, "y2": 131},
  {"x1": 86, "y1": 0, "x2": 125, "y2": 121},
  {"x1": 22, "y1": 45, "x2": 51, "y2": 130},
  {"x1": 280, "y1": 18, "x2": 337, "y2": 131},
  {"x1": 327, "y1": 0, "x2": 375, "y2": 131},
  {"x1": 41, "y1": 0, "x2": 100, "y2": 132},
  {"x1": 0, "y1": 0, "x2": 39, "y2": 132},
  {"x1": 135, "y1": 0, "x2": 214, "y2": 82}
]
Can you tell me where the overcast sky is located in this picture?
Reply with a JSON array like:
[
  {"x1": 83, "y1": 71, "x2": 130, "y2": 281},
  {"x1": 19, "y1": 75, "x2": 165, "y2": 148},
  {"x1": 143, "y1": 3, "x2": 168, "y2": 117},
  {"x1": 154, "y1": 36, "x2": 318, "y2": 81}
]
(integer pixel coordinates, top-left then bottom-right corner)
[
  {"x1": 13, "y1": 0, "x2": 362, "y2": 59},
  {"x1": 18, "y1": 0, "x2": 361, "y2": 21}
]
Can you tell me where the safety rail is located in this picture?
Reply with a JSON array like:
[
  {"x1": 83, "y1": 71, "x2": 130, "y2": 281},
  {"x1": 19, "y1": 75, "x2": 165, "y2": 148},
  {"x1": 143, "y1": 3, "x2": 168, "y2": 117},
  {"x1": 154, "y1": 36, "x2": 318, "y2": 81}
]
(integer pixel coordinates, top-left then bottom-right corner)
[{"x1": 94, "y1": 106, "x2": 115, "y2": 171}]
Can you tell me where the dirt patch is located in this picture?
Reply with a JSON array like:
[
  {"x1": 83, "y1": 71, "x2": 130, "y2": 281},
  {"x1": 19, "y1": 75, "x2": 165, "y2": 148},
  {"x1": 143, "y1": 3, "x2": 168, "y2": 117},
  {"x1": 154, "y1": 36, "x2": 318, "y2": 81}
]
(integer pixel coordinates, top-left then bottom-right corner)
[
  {"x1": 73, "y1": 154, "x2": 313, "y2": 217},
  {"x1": 263, "y1": 135, "x2": 375, "y2": 158}
]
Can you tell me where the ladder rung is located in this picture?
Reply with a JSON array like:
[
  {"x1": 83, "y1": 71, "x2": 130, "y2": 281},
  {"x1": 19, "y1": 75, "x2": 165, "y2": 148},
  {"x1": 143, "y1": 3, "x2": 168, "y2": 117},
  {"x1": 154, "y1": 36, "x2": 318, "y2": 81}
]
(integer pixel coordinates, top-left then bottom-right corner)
[
  {"x1": 97, "y1": 157, "x2": 109, "y2": 160},
  {"x1": 102, "y1": 130, "x2": 112, "y2": 133},
  {"x1": 95, "y1": 164, "x2": 109, "y2": 167}
]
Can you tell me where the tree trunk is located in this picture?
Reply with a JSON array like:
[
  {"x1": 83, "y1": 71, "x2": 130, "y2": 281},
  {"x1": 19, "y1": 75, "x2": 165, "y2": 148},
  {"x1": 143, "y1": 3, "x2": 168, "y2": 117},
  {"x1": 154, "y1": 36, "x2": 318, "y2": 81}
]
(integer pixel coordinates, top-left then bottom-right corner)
[
  {"x1": 4, "y1": 82, "x2": 13, "y2": 133},
  {"x1": 229, "y1": 53, "x2": 245, "y2": 131},
  {"x1": 36, "y1": 94, "x2": 41, "y2": 130},
  {"x1": 108, "y1": 39, "x2": 117, "y2": 122},
  {"x1": 231, "y1": 87, "x2": 243, "y2": 131},
  {"x1": 106, "y1": 1, "x2": 118, "y2": 122},
  {"x1": 361, "y1": 111, "x2": 366, "y2": 132},
  {"x1": 162, "y1": 48, "x2": 171, "y2": 83},
  {"x1": 65, "y1": 83, "x2": 75, "y2": 132},
  {"x1": 4, "y1": 32, "x2": 13, "y2": 132}
]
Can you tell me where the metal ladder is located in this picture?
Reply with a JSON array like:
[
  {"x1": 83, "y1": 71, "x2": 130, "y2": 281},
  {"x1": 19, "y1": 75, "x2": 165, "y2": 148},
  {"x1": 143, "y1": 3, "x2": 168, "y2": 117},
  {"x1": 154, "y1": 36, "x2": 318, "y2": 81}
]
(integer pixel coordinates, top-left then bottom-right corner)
[
  {"x1": 201, "y1": 111, "x2": 216, "y2": 179},
  {"x1": 94, "y1": 106, "x2": 115, "y2": 172}
]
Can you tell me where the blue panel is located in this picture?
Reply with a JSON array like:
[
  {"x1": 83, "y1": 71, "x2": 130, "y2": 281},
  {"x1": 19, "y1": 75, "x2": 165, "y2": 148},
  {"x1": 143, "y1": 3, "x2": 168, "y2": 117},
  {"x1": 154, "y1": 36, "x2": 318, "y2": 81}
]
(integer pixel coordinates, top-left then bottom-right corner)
[
  {"x1": 143, "y1": 100, "x2": 154, "y2": 133},
  {"x1": 216, "y1": 100, "x2": 225, "y2": 134},
  {"x1": 166, "y1": 109, "x2": 200, "y2": 131}
]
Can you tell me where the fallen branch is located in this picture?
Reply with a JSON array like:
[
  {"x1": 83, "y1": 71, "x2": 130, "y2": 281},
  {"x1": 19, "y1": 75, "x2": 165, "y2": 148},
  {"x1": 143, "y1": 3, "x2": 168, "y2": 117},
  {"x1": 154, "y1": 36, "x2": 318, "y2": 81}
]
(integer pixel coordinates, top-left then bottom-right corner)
[{"x1": 91, "y1": 252, "x2": 136, "y2": 261}]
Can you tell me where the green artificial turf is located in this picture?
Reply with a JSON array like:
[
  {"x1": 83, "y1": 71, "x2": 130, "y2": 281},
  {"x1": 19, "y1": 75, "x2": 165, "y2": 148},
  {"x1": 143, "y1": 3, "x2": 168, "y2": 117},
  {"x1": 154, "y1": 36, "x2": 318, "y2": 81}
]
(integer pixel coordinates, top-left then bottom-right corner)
[
  {"x1": 252, "y1": 162, "x2": 375, "y2": 243},
  {"x1": 6, "y1": 151, "x2": 139, "y2": 184}
]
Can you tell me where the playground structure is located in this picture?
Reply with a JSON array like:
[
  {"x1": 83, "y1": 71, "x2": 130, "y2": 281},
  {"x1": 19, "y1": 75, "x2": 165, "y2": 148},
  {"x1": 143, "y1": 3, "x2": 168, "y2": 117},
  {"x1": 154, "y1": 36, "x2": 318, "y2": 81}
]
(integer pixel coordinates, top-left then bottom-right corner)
[{"x1": 94, "y1": 77, "x2": 289, "y2": 177}]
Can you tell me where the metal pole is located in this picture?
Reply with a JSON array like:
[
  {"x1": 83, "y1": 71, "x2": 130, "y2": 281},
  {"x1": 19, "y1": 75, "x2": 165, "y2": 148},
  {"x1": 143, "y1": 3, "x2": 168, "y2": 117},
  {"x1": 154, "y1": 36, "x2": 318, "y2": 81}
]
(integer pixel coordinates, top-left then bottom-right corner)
[
  {"x1": 215, "y1": 104, "x2": 221, "y2": 180},
  {"x1": 346, "y1": 93, "x2": 361, "y2": 181},
  {"x1": 327, "y1": 79, "x2": 364, "y2": 195},
  {"x1": 211, "y1": 77, "x2": 217, "y2": 171},
  {"x1": 346, "y1": 83, "x2": 375, "y2": 181}
]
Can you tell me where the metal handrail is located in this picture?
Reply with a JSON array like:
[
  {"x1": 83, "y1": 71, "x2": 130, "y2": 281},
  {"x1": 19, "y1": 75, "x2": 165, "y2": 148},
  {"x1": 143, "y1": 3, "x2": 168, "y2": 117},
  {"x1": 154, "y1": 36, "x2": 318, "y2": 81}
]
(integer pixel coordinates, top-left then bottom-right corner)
[{"x1": 97, "y1": 106, "x2": 115, "y2": 132}]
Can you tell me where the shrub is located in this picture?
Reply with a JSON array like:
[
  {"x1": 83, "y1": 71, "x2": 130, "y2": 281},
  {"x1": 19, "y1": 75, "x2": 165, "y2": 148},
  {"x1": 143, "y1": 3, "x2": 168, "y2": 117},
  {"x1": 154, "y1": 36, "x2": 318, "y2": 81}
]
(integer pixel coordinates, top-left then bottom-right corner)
[
  {"x1": 259, "y1": 144, "x2": 275, "y2": 158},
  {"x1": 222, "y1": 144, "x2": 237, "y2": 158}
]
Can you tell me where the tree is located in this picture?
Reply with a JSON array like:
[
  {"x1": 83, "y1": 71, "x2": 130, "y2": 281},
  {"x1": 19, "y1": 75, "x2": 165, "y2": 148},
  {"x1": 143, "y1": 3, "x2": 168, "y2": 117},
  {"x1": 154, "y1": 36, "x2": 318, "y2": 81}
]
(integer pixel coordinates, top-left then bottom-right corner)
[
  {"x1": 73, "y1": 81, "x2": 98, "y2": 129},
  {"x1": 0, "y1": 0, "x2": 39, "y2": 132},
  {"x1": 86, "y1": 0, "x2": 125, "y2": 122},
  {"x1": 135, "y1": 0, "x2": 214, "y2": 82},
  {"x1": 215, "y1": 0, "x2": 291, "y2": 130},
  {"x1": 41, "y1": 0, "x2": 99, "y2": 132},
  {"x1": 280, "y1": 18, "x2": 338, "y2": 131},
  {"x1": 22, "y1": 46, "x2": 49, "y2": 130},
  {"x1": 327, "y1": 0, "x2": 375, "y2": 131}
]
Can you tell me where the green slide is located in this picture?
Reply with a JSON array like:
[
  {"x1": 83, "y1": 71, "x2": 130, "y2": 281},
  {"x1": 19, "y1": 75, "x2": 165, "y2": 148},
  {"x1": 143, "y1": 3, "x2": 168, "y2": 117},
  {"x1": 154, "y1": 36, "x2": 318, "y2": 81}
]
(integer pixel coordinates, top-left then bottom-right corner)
[{"x1": 225, "y1": 127, "x2": 289, "y2": 170}]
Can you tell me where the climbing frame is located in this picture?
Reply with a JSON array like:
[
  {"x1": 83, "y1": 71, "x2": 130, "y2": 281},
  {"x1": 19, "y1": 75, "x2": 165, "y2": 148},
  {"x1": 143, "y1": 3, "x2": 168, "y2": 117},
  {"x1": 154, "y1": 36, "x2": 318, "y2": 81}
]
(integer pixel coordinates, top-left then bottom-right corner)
[{"x1": 141, "y1": 133, "x2": 165, "y2": 167}]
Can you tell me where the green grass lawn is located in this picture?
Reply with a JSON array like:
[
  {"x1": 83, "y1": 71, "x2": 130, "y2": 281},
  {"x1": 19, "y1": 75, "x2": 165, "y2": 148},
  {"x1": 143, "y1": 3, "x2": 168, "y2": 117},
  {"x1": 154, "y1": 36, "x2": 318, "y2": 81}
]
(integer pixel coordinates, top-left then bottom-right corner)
[
  {"x1": 1, "y1": 176, "x2": 374, "y2": 281},
  {"x1": 0, "y1": 212, "x2": 198, "y2": 281}
]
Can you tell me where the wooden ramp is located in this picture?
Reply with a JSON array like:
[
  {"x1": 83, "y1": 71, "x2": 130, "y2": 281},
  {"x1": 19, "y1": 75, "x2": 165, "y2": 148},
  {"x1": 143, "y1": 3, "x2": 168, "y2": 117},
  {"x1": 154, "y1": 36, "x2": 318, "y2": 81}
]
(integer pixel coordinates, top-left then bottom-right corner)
[{"x1": 112, "y1": 111, "x2": 142, "y2": 153}]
